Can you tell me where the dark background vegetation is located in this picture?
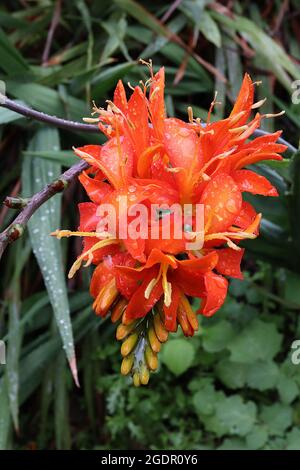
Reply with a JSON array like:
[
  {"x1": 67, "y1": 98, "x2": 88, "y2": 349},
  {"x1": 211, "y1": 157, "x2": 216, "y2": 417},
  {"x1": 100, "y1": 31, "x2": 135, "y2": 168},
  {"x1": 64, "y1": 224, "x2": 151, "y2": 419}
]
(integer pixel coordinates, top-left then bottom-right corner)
[{"x1": 0, "y1": 0, "x2": 300, "y2": 450}]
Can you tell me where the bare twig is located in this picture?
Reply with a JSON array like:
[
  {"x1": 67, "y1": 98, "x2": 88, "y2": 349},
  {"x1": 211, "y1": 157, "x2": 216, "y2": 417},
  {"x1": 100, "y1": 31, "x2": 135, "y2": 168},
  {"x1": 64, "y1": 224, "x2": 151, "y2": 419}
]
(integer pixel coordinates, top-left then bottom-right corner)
[
  {"x1": 0, "y1": 95, "x2": 295, "y2": 151},
  {"x1": 161, "y1": 0, "x2": 183, "y2": 23},
  {"x1": 0, "y1": 94, "x2": 99, "y2": 133},
  {"x1": 42, "y1": 0, "x2": 62, "y2": 65},
  {"x1": 0, "y1": 160, "x2": 88, "y2": 261},
  {"x1": 0, "y1": 180, "x2": 21, "y2": 226},
  {"x1": 272, "y1": 0, "x2": 289, "y2": 35}
]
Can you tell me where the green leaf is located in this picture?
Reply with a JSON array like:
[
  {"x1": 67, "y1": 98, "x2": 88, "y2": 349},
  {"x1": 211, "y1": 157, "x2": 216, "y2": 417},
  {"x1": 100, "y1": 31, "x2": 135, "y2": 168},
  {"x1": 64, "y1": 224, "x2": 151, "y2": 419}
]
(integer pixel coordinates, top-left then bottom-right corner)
[
  {"x1": 228, "y1": 319, "x2": 282, "y2": 364},
  {"x1": 22, "y1": 127, "x2": 78, "y2": 385},
  {"x1": 162, "y1": 339, "x2": 195, "y2": 376},
  {"x1": 100, "y1": 15, "x2": 129, "y2": 63},
  {"x1": 212, "y1": 13, "x2": 300, "y2": 89},
  {"x1": 246, "y1": 361, "x2": 279, "y2": 391},
  {"x1": 6, "y1": 281, "x2": 21, "y2": 432},
  {"x1": 114, "y1": 0, "x2": 168, "y2": 37},
  {"x1": 193, "y1": 382, "x2": 225, "y2": 416},
  {"x1": 224, "y1": 36, "x2": 243, "y2": 101},
  {"x1": 91, "y1": 62, "x2": 136, "y2": 100},
  {"x1": 0, "y1": 27, "x2": 29, "y2": 75},
  {"x1": 277, "y1": 374, "x2": 299, "y2": 405},
  {"x1": 23, "y1": 150, "x2": 79, "y2": 167},
  {"x1": 7, "y1": 81, "x2": 88, "y2": 122},
  {"x1": 283, "y1": 271, "x2": 300, "y2": 306},
  {"x1": 0, "y1": 379, "x2": 11, "y2": 450},
  {"x1": 215, "y1": 359, "x2": 248, "y2": 389},
  {"x1": 289, "y1": 151, "x2": 300, "y2": 255},
  {"x1": 195, "y1": 11, "x2": 221, "y2": 48},
  {"x1": 285, "y1": 428, "x2": 300, "y2": 450},
  {"x1": 180, "y1": 2, "x2": 221, "y2": 47},
  {"x1": 260, "y1": 404, "x2": 293, "y2": 437},
  {"x1": 0, "y1": 101, "x2": 23, "y2": 124},
  {"x1": 246, "y1": 425, "x2": 268, "y2": 450},
  {"x1": 54, "y1": 353, "x2": 71, "y2": 450},
  {"x1": 202, "y1": 320, "x2": 235, "y2": 353},
  {"x1": 218, "y1": 438, "x2": 249, "y2": 450},
  {"x1": 203, "y1": 395, "x2": 256, "y2": 437}
]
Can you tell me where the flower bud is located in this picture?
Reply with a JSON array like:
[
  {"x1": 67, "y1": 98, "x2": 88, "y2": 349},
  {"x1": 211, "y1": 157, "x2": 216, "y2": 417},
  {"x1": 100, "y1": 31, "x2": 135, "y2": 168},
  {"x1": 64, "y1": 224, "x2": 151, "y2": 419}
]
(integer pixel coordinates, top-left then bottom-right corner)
[
  {"x1": 93, "y1": 278, "x2": 118, "y2": 317},
  {"x1": 148, "y1": 326, "x2": 161, "y2": 353},
  {"x1": 121, "y1": 333, "x2": 138, "y2": 357},
  {"x1": 133, "y1": 372, "x2": 140, "y2": 387},
  {"x1": 145, "y1": 345, "x2": 158, "y2": 371},
  {"x1": 139, "y1": 364, "x2": 150, "y2": 385},
  {"x1": 178, "y1": 306, "x2": 193, "y2": 336},
  {"x1": 111, "y1": 298, "x2": 127, "y2": 323},
  {"x1": 153, "y1": 313, "x2": 168, "y2": 342},
  {"x1": 116, "y1": 322, "x2": 136, "y2": 341},
  {"x1": 121, "y1": 354, "x2": 134, "y2": 375},
  {"x1": 122, "y1": 308, "x2": 135, "y2": 326},
  {"x1": 181, "y1": 295, "x2": 198, "y2": 331}
]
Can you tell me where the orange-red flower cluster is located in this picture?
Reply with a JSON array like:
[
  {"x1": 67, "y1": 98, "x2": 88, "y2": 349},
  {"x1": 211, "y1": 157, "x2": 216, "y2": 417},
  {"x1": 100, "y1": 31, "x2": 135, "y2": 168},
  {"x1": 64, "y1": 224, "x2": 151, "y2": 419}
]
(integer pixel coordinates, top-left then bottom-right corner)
[{"x1": 53, "y1": 65, "x2": 286, "y2": 385}]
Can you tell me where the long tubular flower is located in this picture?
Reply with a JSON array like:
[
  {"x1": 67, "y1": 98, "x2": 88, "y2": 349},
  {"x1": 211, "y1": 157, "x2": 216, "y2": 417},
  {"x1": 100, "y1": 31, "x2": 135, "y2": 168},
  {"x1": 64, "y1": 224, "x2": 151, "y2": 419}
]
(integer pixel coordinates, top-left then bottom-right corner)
[{"x1": 52, "y1": 63, "x2": 287, "y2": 385}]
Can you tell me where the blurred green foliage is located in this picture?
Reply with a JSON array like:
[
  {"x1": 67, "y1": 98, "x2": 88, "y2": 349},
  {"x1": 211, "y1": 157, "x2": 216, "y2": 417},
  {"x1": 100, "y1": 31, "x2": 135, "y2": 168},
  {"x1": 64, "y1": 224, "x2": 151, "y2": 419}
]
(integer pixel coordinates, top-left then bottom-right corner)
[{"x1": 0, "y1": 0, "x2": 300, "y2": 450}]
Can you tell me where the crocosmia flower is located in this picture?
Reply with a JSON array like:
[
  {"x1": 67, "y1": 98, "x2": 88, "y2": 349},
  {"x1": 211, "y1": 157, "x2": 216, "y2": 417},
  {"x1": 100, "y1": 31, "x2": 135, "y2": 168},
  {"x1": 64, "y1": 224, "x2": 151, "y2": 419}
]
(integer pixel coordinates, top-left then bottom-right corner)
[{"x1": 53, "y1": 62, "x2": 286, "y2": 386}]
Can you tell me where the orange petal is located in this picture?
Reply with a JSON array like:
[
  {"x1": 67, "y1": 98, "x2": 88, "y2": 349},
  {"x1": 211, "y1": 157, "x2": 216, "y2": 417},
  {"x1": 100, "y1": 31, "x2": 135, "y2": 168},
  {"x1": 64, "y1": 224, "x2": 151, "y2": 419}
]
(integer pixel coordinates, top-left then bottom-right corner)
[
  {"x1": 125, "y1": 268, "x2": 163, "y2": 320},
  {"x1": 163, "y1": 283, "x2": 181, "y2": 332},
  {"x1": 78, "y1": 202, "x2": 100, "y2": 232},
  {"x1": 232, "y1": 169, "x2": 278, "y2": 196},
  {"x1": 198, "y1": 272, "x2": 228, "y2": 317},
  {"x1": 215, "y1": 248, "x2": 245, "y2": 279},
  {"x1": 76, "y1": 138, "x2": 133, "y2": 189},
  {"x1": 233, "y1": 201, "x2": 258, "y2": 231},
  {"x1": 79, "y1": 171, "x2": 113, "y2": 204},
  {"x1": 127, "y1": 86, "x2": 149, "y2": 157},
  {"x1": 177, "y1": 251, "x2": 219, "y2": 273},
  {"x1": 200, "y1": 173, "x2": 242, "y2": 233},
  {"x1": 124, "y1": 238, "x2": 146, "y2": 263},
  {"x1": 145, "y1": 248, "x2": 177, "y2": 269},
  {"x1": 229, "y1": 73, "x2": 254, "y2": 125},
  {"x1": 233, "y1": 151, "x2": 283, "y2": 170},
  {"x1": 90, "y1": 261, "x2": 114, "y2": 298},
  {"x1": 113, "y1": 80, "x2": 127, "y2": 113}
]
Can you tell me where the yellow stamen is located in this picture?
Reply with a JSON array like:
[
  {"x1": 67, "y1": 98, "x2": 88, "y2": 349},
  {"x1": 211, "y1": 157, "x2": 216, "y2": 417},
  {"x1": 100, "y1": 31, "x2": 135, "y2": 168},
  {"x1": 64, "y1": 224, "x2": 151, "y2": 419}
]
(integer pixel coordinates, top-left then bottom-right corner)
[
  {"x1": 229, "y1": 125, "x2": 248, "y2": 134},
  {"x1": 73, "y1": 147, "x2": 100, "y2": 168},
  {"x1": 82, "y1": 117, "x2": 100, "y2": 123},
  {"x1": 251, "y1": 98, "x2": 267, "y2": 109},
  {"x1": 51, "y1": 229, "x2": 102, "y2": 239},
  {"x1": 144, "y1": 262, "x2": 173, "y2": 307},
  {"x1": 199, "y1": 129, "x2": 214, "y2": 136},
  {"x1": 165, "y1": 166, "x2": 184, "y2": 173},
  {"x1": 245, "y1": 213, "x2": 262, "y2": 233},
  {"x1": 139, "y1": 58, "x2": 154, "y2": 78},
  {"x1": 199, "y1": 146, "x2": 238, "y2": 179},
  {"x1": 144, "y1": 278, "x2": 158, "y2": 300},
  {"x1": 204, "y1": 227, "x2": 258, "y2": 250},
  {"x1": 187, "y1": 106, "x2": 193, "y2": 123},
  {"x1": 127, "y1": 81, "x2": 135, "y2": 91},
  {"x1": 229, "y1": 111, "x2": 246, "y2": 125},
  {"x1": 263, "y1": 111, "x2": 285, "y2": 119},
  {"x1": 162, "y1": 263, "x2": 172, "y2": 307},
  {"x1": 68, "y1": 238, "x2": 118, "y2": 279},
  {"x1": 150, "y1": 86, "x2": 160, "y2": 100}
]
